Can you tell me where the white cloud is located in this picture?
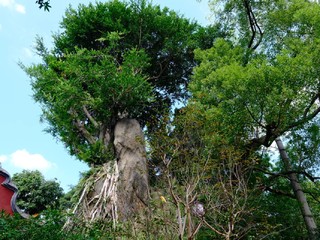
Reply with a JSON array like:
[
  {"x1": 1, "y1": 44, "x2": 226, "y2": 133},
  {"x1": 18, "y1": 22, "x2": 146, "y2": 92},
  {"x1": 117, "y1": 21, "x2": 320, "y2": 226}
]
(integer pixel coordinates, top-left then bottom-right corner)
[
  {"x1": 4, "y1": 149, "x2": 54, "y2": 171},
  {"x1": 0, "y1": 0, "x2": 14, "y2": 7},
  {"x1": 23, "y1": 47, "x2": 33, "y2": 58},
  {"x1": 15, "y1": 3, "x2": 25, "y2": 14},
  {"x1": 0, "y1": 0, "x2": 25, "y2": 14},
  {"x1": 0, "y1": 155, "x2": 8, "y2": 163},
  {"x1": 0, "y1": 24, "x2": 2, "y2": 31},
  {"x1": 20, "y1": 47, "x2": 42, "y2": 63}
]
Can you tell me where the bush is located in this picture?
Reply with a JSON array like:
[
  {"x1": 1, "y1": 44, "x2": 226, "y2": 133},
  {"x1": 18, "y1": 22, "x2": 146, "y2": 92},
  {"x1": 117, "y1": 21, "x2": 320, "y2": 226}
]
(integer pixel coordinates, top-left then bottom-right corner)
[{"x1": 0, "y1": 210, "x2": 116, "y2": 240}]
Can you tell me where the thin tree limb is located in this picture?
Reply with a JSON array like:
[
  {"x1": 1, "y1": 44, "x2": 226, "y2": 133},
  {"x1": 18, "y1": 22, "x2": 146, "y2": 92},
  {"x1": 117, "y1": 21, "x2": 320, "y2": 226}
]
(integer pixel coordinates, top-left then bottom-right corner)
[
  {"x1": 262, "y1": 185, "x2": 295, "y2": 199},
  {"x1": 303, "y1": 93, "x2": 320, "y2": 118},
  {"x1": 70, "y1": 108, "x2": 97, "y2": 145},
  {"x1": 288, "y1": 106, "x2": 320, "y2": 130},
  {"x1": 243, "y1": 0, "x2": 263, "y2": 50},
  {"x1": 83, "y1": 105, "x2": 100, "y2": 128}
]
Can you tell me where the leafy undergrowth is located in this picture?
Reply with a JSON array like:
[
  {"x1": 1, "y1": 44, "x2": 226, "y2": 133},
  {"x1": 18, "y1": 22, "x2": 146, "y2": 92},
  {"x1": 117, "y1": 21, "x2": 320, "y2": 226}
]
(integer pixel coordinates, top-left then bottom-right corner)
[{"x1": 0, "y1": 210, "x2": 118, "y2": 240}]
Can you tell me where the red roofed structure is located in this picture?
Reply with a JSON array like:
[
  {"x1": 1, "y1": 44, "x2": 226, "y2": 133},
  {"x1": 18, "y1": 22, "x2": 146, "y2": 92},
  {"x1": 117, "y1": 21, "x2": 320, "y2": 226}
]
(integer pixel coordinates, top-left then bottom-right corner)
[{"x1": 0, "y1": 166, "x2": 28, "y2": 218}]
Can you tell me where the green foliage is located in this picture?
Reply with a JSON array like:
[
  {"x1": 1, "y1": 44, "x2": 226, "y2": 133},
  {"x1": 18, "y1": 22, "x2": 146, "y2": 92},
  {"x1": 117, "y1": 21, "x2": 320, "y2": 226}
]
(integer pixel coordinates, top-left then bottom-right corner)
[
  {"x1": 0, "y1": 210, "x2": 66, "y2": 240},
  {"x1": 12, "y1": 170, "x2": 64, "y2": 215},
  {"x1": 21, "y1": 0, "x2": 218, "y2": 165},
  {"x1": 36, "y1": 0, "x2": 51, "y2": 11},
  {"x1": 0, "y1": 209, "x2": 120, "y2": 240},
  {"x1": 287, "y1": 121, "x2": 320, "y2": 174},
  {"x1": 52, "y1": 0, "x2": 221, "y2": 127},
  {"x1": 191, "y1": 35, "x2": 320, "y2": 147},
  {"x1": 20, "y1": 0, "x2": 320, "y2": 238},
  {"x1": 147, "y1": 108, "x2": 270, "y2": 239},
  {"x1": 56, "y1": 1, "x2": 181, "y2": 100},
  {"x1": 186, "y1": 0, "x2": 320, "y2": 238},
  {"x1": 25, "y1": 45, "x2": 152, "y2": 164}
]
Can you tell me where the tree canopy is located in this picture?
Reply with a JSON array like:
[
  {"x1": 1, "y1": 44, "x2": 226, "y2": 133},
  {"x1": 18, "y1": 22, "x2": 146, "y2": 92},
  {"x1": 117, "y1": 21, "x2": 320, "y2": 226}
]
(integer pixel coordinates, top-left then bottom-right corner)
[
  {"x1": 184, "y1": 0, "x2": 320, "y2": 238},
  {"x1": 12, "y1": 170, "x2": 64, "y2": 215},
  {"x1": 22, "y1": 0, "x2": 219, "y2": 165}
]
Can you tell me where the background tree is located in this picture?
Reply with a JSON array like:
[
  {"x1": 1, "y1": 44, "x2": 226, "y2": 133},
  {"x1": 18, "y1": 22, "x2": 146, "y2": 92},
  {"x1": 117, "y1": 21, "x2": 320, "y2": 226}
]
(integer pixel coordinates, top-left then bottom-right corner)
[
  {"x1": 12, "y1": 170, "x2": 64, "y2": 215},
  {"x1": 187, "y1": 0, "x2": 320, "y2": 238},
  {"x1": 146, "y1": 108, "x2": 269, "y2": 239}
]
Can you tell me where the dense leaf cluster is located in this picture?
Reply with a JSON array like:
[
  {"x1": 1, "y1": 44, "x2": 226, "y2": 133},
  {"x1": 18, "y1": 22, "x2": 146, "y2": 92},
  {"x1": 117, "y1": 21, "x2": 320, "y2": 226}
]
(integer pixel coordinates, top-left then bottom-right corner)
[
  {"x1": 22, "y1": 0, "x2": 219, "y2": 164},
  {"x1": 12, "y1": 170, "x2": 63, "y2": 215}
]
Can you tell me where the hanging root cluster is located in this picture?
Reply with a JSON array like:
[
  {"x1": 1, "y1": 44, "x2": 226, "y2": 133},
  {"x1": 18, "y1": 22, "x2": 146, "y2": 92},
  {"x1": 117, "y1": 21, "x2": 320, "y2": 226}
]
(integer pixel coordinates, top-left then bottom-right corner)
[{"x1": 64, "y1": 161, "x2": 119, "y2": 229}]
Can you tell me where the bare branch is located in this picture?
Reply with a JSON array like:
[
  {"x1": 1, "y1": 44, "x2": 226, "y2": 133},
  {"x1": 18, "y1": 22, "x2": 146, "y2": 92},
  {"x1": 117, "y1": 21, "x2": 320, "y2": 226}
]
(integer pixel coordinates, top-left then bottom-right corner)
[
  {"x1": 255, "y1": 167, "x2": 320, "y2": 183},
  {"x1": 83, "y1": 105, "x2": 100, "y2": 128},
  {"x1": 244, "y1": 104, "x2": 266, "y2": 128},
  {"x1": 246, "y1": 95, "x2": 320, "y2": 153},
  {"x1": 203, "y1": 219, "x2": 226, "y2": 237},
  {"x1": 148, "y1": 60, "x2": 169, "y2": 81},
  {"x1": 303, "y1": 93, "x2": 320, "y2": 118},
  {"x1": 243, "y1": 0, "x2": 263, "y2": 50},
  {"x1": 288, "y1": 106, "x2": 320, "y2": 130},
  {"x1": 263, "y1": 186, "x2": 295, "y2": 199},
  {"x1": 74, "y1": 119, "x2": 97, "y2": 145},
  {"x1": 70, "y1": 108, "x2": 97, "y2": 145}
]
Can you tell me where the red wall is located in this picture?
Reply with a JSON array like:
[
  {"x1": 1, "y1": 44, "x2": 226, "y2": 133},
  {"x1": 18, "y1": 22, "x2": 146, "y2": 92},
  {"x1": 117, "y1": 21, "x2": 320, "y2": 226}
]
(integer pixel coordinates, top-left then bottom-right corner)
[{"x1": 0, "y1": 175, "x2": 14, "y2": 215}]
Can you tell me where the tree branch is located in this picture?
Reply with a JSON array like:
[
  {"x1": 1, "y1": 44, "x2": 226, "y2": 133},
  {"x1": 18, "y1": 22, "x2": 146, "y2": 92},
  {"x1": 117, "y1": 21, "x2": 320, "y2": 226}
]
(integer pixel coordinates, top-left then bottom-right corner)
[
  {"x1": 305, "y1": 191, "x2": 320, "y2": 204},
  {"x1": 243, "y1": 0, "x2": 263, "y2": 50},
  {"x1": 244, "y1": 104, "x2": 266, "y2": 128},
  {"x1": 285, "y1": 170, "x2": 320, "y2": 183},
  {"x1": 255, "y1": 167, "x2": 320, "y2": 183},
  {"x1": 148, "y1": 59, "x2": 170, "y2": 81},
  {"x1": 254, "y1": 167, "x2": 288, "y2": 180},
  {"x1": 247, "y1": 125, "x2": 282, "y2": 151},
  {"x1": 288, "y1": 106, "x2": 320, "y2": 130},
  {"x1": 70, "y1": 108, "x2": 97, "y2": 145},
  {"x1": 202, "y1": 218, "x2": 226, "y2": 237},
  {"x1": 303, "y1": 93, "x2": 320, "y2": 118},
  {"x1": 83, "y1": 105, "x2": 100, "y2": 128},
  {"x1": 74, "y1": 120, "x2": 97, "y2": 145},
  {"x1": 246, "y1": 96, "x2": 320, "y2": 154},
  {"x1": 263, "y1": 185, "x2": 295, "y2": 199}
]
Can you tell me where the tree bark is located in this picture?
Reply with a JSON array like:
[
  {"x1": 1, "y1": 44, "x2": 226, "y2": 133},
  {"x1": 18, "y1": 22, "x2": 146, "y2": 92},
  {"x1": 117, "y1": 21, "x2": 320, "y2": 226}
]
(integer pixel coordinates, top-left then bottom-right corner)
[
  {"x1": 114, "y1": 118, "x2": 149, "y2": 220},
  {"x1": 275, "y1": 138, "x2": 318, "y2": 239},
  {"x1": 66, "y1": 118, "x2": 149, "y2": 227}
]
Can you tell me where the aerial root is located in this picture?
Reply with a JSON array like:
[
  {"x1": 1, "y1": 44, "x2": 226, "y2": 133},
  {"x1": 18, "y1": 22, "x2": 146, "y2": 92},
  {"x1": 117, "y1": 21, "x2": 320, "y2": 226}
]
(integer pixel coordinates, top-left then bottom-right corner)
[{"x1": 64, "y1": 161, "x2": 119, "y2": 230}]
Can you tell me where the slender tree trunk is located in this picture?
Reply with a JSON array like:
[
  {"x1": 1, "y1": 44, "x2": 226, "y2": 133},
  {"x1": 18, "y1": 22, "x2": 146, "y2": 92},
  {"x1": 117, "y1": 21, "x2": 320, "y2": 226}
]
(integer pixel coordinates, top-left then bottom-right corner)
[{"x1": 275, "y1": 137, "x2": 318, "y2": 239}]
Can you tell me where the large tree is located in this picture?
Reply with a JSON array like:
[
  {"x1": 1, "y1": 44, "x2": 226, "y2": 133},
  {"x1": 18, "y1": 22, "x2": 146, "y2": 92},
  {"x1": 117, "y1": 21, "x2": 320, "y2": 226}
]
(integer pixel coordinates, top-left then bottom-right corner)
[
  {"x1": 187, "y1": 0, "x2": 320, "y2": 238},
  {"x1": 21, "y1": 0, "x2": 218, "y2": 223}
]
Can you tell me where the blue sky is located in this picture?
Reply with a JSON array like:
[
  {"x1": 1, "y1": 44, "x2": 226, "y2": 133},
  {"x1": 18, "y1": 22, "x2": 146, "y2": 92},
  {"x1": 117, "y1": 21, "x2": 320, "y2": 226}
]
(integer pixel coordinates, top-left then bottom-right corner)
[{"x1": 0, "y1": 0, "x2": 210, "y2": 192}]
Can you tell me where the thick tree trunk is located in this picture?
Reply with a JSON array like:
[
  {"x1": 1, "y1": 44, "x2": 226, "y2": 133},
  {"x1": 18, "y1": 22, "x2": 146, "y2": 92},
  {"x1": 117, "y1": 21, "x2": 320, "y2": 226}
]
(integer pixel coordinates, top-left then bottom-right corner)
[
  {"x1": 114, "y1": 118, "x2": 149, "y2": 220},
  {"x1": 275, "y1": 138, "x2": 317, "y2": 239},
  {"x1": 67, "y1": 119, "x2": 149, "y2": 227}
]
